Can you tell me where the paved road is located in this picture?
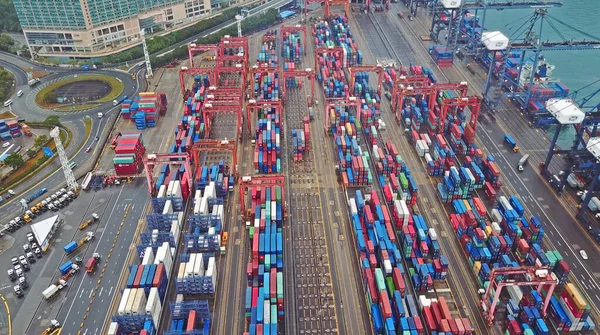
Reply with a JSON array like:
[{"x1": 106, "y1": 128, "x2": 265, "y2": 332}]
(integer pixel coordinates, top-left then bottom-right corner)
[
  {"x1": 1, "y1": 181, "x2": 147, "y2": 334},
  {"x1": 0, "y1": 67, "x2": 146, "y2": 225},
  {"x1": 387, "y1": 2, "x2": 600, "y2": 322}
]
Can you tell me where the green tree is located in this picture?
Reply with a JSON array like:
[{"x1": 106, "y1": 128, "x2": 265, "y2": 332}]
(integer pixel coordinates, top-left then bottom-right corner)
[
  {"x1": 34, "y1": 135, "x2": 49, "y2": 148},
  {"x1": 43, "y1": 92, "x2": 57, "y2": 104},
  {"x1": 4, "y1": 152, "x2": 24, "y2": 169},
  {"x1": 0, "y1": 33, "x2": 14, "y2": 51},
  {"x1": 43, "y1": 116, "x2": 61, "y2": 126},
  {"x1": 0, "y1": 0, "x2": 20, "y2": 32},
  {"x1": 0, "y1": 65, "x2": 14, "y2": 103}
]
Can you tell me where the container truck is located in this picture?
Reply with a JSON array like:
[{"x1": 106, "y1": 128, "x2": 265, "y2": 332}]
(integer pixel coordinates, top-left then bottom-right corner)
[
  {"x1": 78, "y1": 213, "x2": 99, "y2": 230},
  {"x1": 85, "y1": 253, "x2": 100, "y2": 273},
  {"x1": 25, "y1": 188, "x2": 47, "y2": 203},
  {"x1": 518, "y1": 154, "x2": 530, "y2": 171},
  {"x1": 28, "y1": 78, "x2": 40, "y2": 87},
  {"x1": 64, "y1": 232, "x2": 95, "y2": 253},
  {"x1": 42, "y1": 280, "x2": 67, "y2": 300}
]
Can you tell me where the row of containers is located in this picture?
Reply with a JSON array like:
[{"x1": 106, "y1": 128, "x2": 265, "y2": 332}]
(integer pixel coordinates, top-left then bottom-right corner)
[
  {"x1": 291, "y1": 116, "x2": 310, "y2": 161},
  {"x1": 449, "y1": 194, "x2": 595, "y2": 333},
  {"x1": 113, "y1": 132, "x2": 147, "y2": 176},
  {"x1": 253, "y1": 69, "x2": 282, "y2": 174},
  {"x1": 257, "y1": 30, "x2": 277, "y2": 67},
  {"x1": 243, "y1": 185, "x2": 285, "y2": 335},
  {"x1": 120, "y1": 92, "x2": 168, "y2": 130},
  {"x1": 314, "y1": 15, "x2": 363, "y2": 98},
  {"x1": 382, "y1": 66, "x2": 438, "y2": 93},
  {"x1": 282, "y1": 31, "x2": 302, "y2": 66},
  {"x1": 0, "y1": 120, "x2": 22, "y2": 140}
]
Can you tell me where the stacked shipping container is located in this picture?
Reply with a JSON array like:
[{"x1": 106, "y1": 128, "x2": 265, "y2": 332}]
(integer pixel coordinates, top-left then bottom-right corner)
[
  {"x1": 254, "y1": 106, "x2": 282, "y2": 173},
  {"x1": 113, "y1": 132, "x2": 146, "y2": 176},
  {"x1": 243, "y1": 185, "x2": 284, "y2": 335},
  {"x1": 291, "y1": 117, "x2": 310, "y2": 161},
  {"x1": 120, "y1": 92, "x2": 167, "y2": 128},
  {"x1": 282, "y1": 31, "x2": 302, "y2": 68}
]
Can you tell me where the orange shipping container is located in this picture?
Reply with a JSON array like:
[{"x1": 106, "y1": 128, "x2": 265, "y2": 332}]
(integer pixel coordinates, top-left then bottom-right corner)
[{"x1": 438, "y1": 296, "x2": 452, "y2": 320}]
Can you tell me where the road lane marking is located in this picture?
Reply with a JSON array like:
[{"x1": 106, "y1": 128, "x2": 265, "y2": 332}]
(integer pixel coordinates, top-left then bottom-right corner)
[{"x1": 98, "y1": 287, "x2": 103, "y2": 297}]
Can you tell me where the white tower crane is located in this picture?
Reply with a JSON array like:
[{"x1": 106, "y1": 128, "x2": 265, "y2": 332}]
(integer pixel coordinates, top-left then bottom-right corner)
[
  {"x1": 50, "y1": 127, "x2": 78, "y2": 191},
  {"x1": 141, "y1": 29, "x2": 153, "y2": 78}
]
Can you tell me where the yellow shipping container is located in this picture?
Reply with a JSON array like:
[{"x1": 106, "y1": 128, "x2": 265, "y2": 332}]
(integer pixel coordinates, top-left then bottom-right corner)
[
  {"x1": 463, "y1": 200, "x2": 472, "y2": 212},
  {"x1": 484, "y1": 225, "x2": 493, "y2": 237},
  {"x1": 565, "y1": 283, "x2": 587, "y2": 311},
  {"x1": 345, "y1": 123, "x2": 353, "y2": 136},
  {"x1": 138, "y1": 92, "x2": 156, "y2": 96},
  {"x1": 473, "y1": 261, "x2": 481, "y2": 274},
  {"x1": 330, "y1": 109, "x2": 336, "y2": 122}
]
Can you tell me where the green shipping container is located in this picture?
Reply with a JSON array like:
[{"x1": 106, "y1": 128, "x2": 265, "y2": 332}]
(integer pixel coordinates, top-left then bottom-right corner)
[
  {"x1": 385, "y1": 277, "x2": 395, "y2": 296},
  {"x1": 277, "y1": 272, "x2": 283, "y2": 299},
  {"x1": 271, "y1": 305, "x2": 277, "y2": 324},
  {"x1": 276, "y1": 185, "x2": 282, "y2": 203},
  {"x1": 264, "y1": 255, "x2": 271, "y2": 270},
  {"x1": 113, "y1": 157, "x2": 135, "y2": 164},
  {"x1": 553, "y1": 250, "x2": 563, "y2": 261},
  {"x1": 374, "y1": 268, "x2": 386, "y2": 292},
  {"x1": 399, "y1": 173, "x2": 409, "y2": 190},
  {"x1": 249, "y1": 226, "x2": 255, "y2": 237}
]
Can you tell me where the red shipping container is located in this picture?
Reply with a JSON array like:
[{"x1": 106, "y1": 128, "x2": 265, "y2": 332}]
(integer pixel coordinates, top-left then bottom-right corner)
[
  {"x1": 152, "y1": 264, "x2": 164, "y2": 287},
  {"x1": 423, "y1": 306, "x2": 437, "y2": 331},
  {"x1": 392, "y1": 268, "x2": 406, "y2": 296},
  {"x1": 440, "y1": 319, "x2": 451, "y2": 333},
  {"x1": 431, "y1": 302, "x2": 442, "y2": 326},
  {"x1": 133, "y1": 265, "x2": 144, "y2": 288},
  {"x1": 365, "y1": 269, "x2": 379, "y2": 304},
  {"x1": 461, "y1": 318, "x2": 473, "y2": 335},
  {"x1": 448, "y1": 318, "x2": 458, "y2": 335},
  {"x1": 455, "y1": 318, "x2": 465, "y2": 335},
  {"x1": 270, "y1": 268, "x2": 277, "y2": 299},
  {"x1": 257, "y1": 324, "x2": 263, "y2": 335},
  {"x1": 379, "y1": 290, "x2": 392, "y2": 319},
  {"x1": 438, "y1": 296, "x2": 452, "y2": 319},
  {"x1": 414, "y1": 316, "x2": 424, "y2": 334},
  {"x1": 186, "y1": 310, "x2": 196, "y2": 331}
]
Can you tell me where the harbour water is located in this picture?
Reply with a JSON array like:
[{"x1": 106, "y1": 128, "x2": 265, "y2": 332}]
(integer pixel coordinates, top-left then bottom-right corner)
[{"x1": 482, "y1": 0, "x2": 600, "y2": 148}]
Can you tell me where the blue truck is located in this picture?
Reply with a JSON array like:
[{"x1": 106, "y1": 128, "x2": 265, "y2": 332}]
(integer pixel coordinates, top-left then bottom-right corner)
[{"x1": 25, "y1": 188, "x2": 47, "y2": 203}]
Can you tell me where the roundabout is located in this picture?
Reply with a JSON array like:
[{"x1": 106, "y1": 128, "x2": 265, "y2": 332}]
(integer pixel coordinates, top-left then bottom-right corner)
[{"x1": 34, "y1": 74, "x2": 125, "y2": 112}]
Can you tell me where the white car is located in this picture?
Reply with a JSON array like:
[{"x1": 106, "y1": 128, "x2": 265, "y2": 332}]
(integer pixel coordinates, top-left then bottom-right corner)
[
  {"x1": 2, "y1": 142, "x2": 10, "y2": 148},
  {"x1": 580, "y1": 250, "x2": 588, "y2": 260}
]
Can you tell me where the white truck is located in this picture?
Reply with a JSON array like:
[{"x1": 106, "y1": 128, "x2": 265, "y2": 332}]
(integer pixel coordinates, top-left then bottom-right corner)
[
  {"x1": 42, "y1": 280, "x2": 67, "y2": 300},
  {"x1": 518, "y1": 154, "x2": 530, "y2": 172}
]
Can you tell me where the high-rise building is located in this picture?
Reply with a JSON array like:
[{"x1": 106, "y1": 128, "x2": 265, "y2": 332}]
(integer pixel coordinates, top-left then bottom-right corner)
[{"x1": 13, "y1": 0, "x2": 214, "y2": 58}]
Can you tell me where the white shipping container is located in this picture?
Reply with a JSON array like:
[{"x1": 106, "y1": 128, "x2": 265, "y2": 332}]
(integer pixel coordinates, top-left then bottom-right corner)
[
  {"x1": 194, "y1": 190, "x2": 202, "y2": 203},
  {"x1": 208, "y1": 227, "x2": 216, "y2": 235},
  {"x1": 264, "y1": 300, "x2": 271, "y2": 322},
  {"x1": 170, "y1": 220, "x2": 180, "y2": 240},
  {"x1": 349, "y1": 198, "x2": 358, "y2": 216},
  {"x1": 419, "y1": 295, "x2": 431, "y2": 309},
  {"x1": 423, "y1": 134, "x2": 432, "y2": 147},
  {"x1": 206, "y1": 257, "x2": 216, "y2": 289},
  {"x1": 173, "y1": 180, "x2": 182, "y2": 198},
  {"x1": 166, "y1": 180, "x2": 175, "y2": 197},
  {"x1": 206, "y1": 182, "x2": 216, "y2": 198},
  {"x1": 118, "y1": 288, "x2": 131, "y2": 315},
  {"x1": 373, "y1": 145, "x2": 380, "y2": 160},
  {"x1": 162, "y1": 200, "x2": 173, "y2": 215},
  {"x1": 199, "y1": 197, "x2": 208, "y2": 214},
  {"x1": 428, "y1": 228, "x2": 438, "y2": 241},
  {"x1": 193, "y1": 253, "x2": 205, "y2": 277},
  {"x1": 424, "y1": 153, "x2": 433, "y2": 163},
  {"x1": 194, "y1": 201, "x2": 202, "y2": 215},
  {"x1": 150, "y1": 288, "x2": 163, "y2": 329},
  {"x1": 271, "y1": 202, "x2": 276, "y2": 219},
  {"x1": 592, "y1": 197, "x2": 600, "y2": 212},
  {"x1": 254, "y1": 218, "x2": 260, "y2": 228},
  {"x1": 401, "y1": 200, "x2": 410, "y2": 225},
  {"x1": 142, "y1": 247, "x2": 154, "y2": 265},
  {"x1": 490, "y1": 209, "x2": 503, "y2": 223},
  {"x1": 107, "y1": 322, "x2": 120, "y2": 335},
  {"x1": 158, "y1": 184, "x2": 167, "y2": 198},
  {"x1": 125, "y1": 287, "x2": 137, "y2": 314},
  {"x1": 185, "y1": 254, "x2": 196, "y2": 277},
  {"x1": 491, "y1": 222, "x2": 501, "y2": 234},
  {"x1": 416, "y1": 140, "x2": 425, "y2": 157},
  {"x1": 217, "y1": 205, "x2": 224, "y2": 223},
  {"x1": 145, "y1": 287, "x2": 161, "y2": 314},
  {"x1": 132, "y1": 288, "x2": 147, "y2": 315},
  {"x1": 383, "y1": 259, "x2": 392, "y2": 275}
]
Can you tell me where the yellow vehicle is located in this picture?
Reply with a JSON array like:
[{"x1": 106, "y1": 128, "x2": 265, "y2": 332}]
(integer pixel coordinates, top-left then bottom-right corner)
[
  {"x1": 222, "y1": 232, "x2": 229, "y2": 247},
  {"x1": 203, "y1": 55, "x2": 215, "y2": 61},
  {"x1": 23, "y1": 214, "x2": 32, "y2": 223},
  {"x1": 132, "y1": 72, "x2": 136, "y2": 80},
  {"x1": 78, "y1": 219, "x2": 92, "y2": 230},
  {"x1": 30, "y1": 206, "x2": 39, "y2": 214}
]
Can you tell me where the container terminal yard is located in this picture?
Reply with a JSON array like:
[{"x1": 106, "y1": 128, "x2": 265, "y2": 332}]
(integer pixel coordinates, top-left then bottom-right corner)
[{"x1": 1, "y1": 0, "x2": 600, "y2": 335}]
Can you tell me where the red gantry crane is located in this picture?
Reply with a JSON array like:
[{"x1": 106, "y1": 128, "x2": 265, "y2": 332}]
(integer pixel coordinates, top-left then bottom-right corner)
[
  {"x1": 215, "y1": 64, "x2": 247, "y2": 89},
  {"x1": 202, "y1": 98, "x2": 243, "y2": 142},
  {"x1": 188, "y1": 43, "x2": 218, "y2": 68},
  {"x1": 281, "y1": 68, "x2": 315, "y2": 104},
  {"x1": 438, "y1": 96, "x2": 482, "y2": 134},
  {"x1": 481, "y1": 266, "x2": 557, "y2": 326},
  {"x1": 192, "y1": 140, "x2": 238, "y2": 178},
  {"x1": 348, "y1": 65, "x2": 385, "y2": 96},
  {"x1": 179, "y1": 67, "x2": 215, "y2": 97},
  {"x1": 280, "y1": 25, "x2": 307, "y2": 56},
  {"x1": 143, "y1": 153, "x2": 194, "y2": 196},
  {"x1": 219, "y1": 36, "x2": 249, "y2": 65},
  {"x1": 239, "y1": 174, "x2": 286, "y2": 219},
  {"x1": 246, "y1": 99, "x2": 283, "y2": 136}
]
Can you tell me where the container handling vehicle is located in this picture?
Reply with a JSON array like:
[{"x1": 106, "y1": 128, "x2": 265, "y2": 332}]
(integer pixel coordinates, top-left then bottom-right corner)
[
  {"x1": 86, "y1": 253, "x2": 101, "y2": 273},
  {"x1": 518, "y1": 154, "x2": 530, "y2": 172},
  {"x1": 504, "y1": 134, "x2": 519, "y2": 152},
  {"x1": 78, "y1": 213, "x2": 100, "y2": 230},
  {"x1": 42, "y1": 280, "x2": 68, "y2": 300},
  {"x1": 63, "y1": 232, "x2": 94, "y2": 254}
]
